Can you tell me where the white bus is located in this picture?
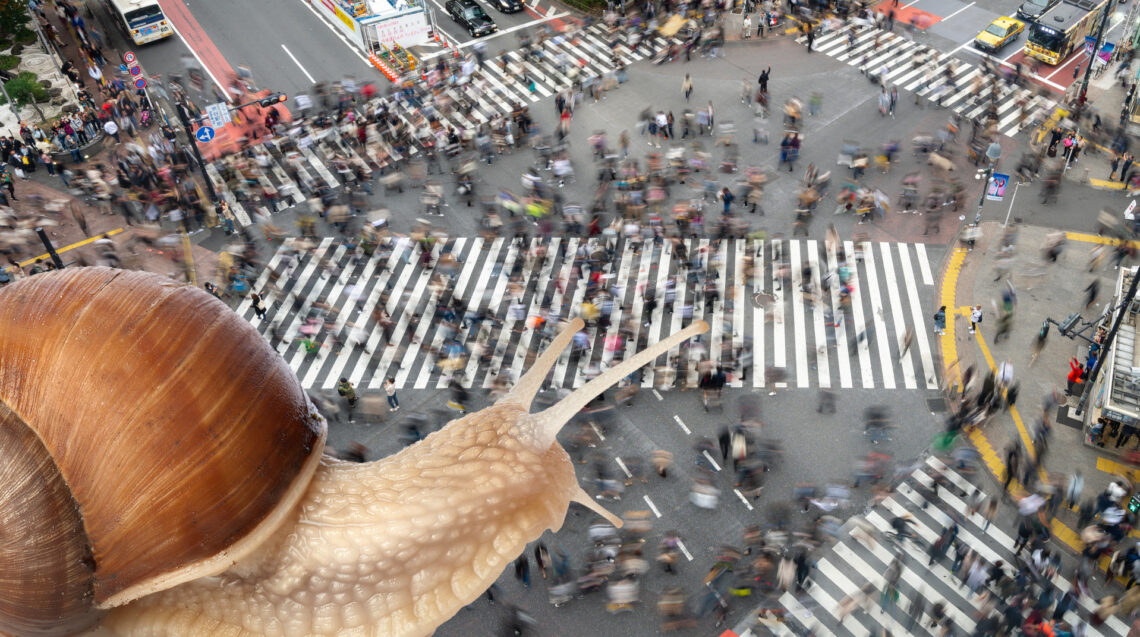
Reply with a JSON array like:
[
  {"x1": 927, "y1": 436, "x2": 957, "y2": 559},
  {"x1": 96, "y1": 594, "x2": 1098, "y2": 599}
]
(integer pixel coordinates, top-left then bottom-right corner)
[{"x1": 106, "y1": 0, "x2": 173, "y2": 45}]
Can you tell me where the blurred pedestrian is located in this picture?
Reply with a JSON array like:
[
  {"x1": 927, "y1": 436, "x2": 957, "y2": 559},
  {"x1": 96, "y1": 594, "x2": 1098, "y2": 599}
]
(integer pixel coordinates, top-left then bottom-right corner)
[{"x1": 384, "y1": 377, "x2": 400, "y2": 411}]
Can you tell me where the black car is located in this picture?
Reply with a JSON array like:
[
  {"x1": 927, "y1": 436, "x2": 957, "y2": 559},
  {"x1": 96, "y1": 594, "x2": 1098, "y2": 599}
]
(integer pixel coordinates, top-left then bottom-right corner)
[
  {"x1": 446, "y1": 0, "x2": 497, "y2": 37},
  {"x1": 486, "y1": 0, "x2": 523, "y2": 12},
  {"x1": 1016, "y1": 0, "x2": 1060, "y2": 23}
]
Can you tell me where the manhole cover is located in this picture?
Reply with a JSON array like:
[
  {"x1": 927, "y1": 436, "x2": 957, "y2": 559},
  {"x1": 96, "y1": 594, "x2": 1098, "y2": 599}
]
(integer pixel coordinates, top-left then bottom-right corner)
[{"x1": 926, "y1": 397, "x2": 948, "y2": 413}]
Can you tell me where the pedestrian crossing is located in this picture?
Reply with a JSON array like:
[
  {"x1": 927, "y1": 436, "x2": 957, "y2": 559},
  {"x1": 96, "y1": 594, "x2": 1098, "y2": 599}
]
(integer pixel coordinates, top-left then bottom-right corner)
[
  {"x1": 773, "y1": 456, "x2": 1130, "y2": 637},
  {"x1": 397, "y1": 23, "x2": 674, "y2": 131},
  {"x1": 798, "y1": 26, "x2": 1055, "y2": 139},
  {"x1": 235, "y1": 236, "x2": 941, "y2": 392},
  {"x1": 203, "y1": 24, "x2": 676, "y2": 229}
]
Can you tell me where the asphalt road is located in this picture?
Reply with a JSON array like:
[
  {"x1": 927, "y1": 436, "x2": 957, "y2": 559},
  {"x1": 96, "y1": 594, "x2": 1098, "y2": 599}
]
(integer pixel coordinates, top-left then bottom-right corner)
[{"x1": 78, "y1": 1, "x2": 1140, "y2": 631}]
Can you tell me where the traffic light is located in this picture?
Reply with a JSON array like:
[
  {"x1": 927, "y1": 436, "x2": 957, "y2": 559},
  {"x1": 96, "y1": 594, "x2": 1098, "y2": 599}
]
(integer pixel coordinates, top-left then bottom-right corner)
[
  {"x1": 1059, "y1": 312, "x2": 1081, "y2": 336},
  {"x1": 258, "y1": 92, "x2": 287, "y2": 107}
]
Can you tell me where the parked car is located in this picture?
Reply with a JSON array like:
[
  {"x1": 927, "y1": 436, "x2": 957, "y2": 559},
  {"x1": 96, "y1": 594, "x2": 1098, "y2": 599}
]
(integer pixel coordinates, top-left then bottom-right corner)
[
  {"x1": 974, "y1": 16, "x2": 1025, "y2": 52},
  {"x1": 446, "y1": 0, "x2": 497, "y2": 37}
]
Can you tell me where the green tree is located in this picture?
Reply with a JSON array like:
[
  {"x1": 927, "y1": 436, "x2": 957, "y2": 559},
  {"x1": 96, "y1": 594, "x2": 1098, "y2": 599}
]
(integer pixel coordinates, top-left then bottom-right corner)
[
  {"x1": 0, "y1": 0, "x2": 31, "y2": 41},
  {"x1": 4, "y1": 71, "x2": 46, "y2": 105}
]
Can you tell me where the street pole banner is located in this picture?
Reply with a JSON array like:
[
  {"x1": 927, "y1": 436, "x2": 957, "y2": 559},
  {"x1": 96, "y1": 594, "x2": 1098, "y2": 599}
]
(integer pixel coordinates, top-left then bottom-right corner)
[{"x1": 986, "y1": 173, "x2": 1009, "y2": 201}]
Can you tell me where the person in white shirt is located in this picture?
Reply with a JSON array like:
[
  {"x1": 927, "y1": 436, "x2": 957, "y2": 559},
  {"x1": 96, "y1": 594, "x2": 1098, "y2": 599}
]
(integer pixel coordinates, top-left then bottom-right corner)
[{"x1": 103, "y1": 118, "x2": 120, "y2": 143}]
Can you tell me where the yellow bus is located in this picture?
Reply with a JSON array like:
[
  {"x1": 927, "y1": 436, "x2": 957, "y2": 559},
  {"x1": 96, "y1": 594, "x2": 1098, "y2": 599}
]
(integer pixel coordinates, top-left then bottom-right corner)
[
  {"x1": 106, "y1": 0, "x2": 173, "y2": 45},
  {"x1": 1024, "y1": 0, "x2": 1114, "y2": 65}
]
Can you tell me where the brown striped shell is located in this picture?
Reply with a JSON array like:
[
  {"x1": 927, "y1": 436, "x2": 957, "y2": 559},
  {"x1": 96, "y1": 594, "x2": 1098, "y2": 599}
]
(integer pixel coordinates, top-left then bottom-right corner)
[{"x1": 0, "y1": 267, "x2": 326, "y2": 636}]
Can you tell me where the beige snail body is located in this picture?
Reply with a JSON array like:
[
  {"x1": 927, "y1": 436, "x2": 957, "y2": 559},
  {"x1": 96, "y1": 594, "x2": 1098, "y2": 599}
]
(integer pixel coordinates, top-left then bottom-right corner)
[{"x1": 0, "y1": 267, "x2": 706, "y2": 637}]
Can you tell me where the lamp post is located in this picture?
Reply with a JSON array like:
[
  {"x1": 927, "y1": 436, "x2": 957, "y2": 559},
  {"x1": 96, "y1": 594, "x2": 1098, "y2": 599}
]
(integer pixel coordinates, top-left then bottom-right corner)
[{"x1": 965, "y1": 166, "x2": 992, "y2": 250}]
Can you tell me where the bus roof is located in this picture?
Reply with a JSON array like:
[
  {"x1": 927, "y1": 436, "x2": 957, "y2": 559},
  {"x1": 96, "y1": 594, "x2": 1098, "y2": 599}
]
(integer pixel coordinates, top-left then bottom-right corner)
[
  {"x1": 1034, "y1": 0, "x2": 1105, "y2": 33},
  {"x1": 107, "y1": 0, "x2": 162, "y2": 14}
]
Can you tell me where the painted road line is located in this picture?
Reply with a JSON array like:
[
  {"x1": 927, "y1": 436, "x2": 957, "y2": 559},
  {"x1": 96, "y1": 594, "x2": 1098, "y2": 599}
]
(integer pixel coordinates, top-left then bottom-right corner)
[
  {"x1": 845, "y1": 240, "x2": 875, "y2": 388},
  {"x1": 915, "y1": 243, "x2": 934, "y2": 285},
  {"x1": 676, "y1": 539, "x2": 694, "y2": 561},
  {"x1": 790, "y1": 240, "x2": 809, "y2": 387},
  {"x1": 1097, "y1": 456, "x2": 1136, "y2": 477},
  {"x1": 825, "y1": 239, "x2": 852, "y2": 388},
  {"x1": 652, "y1": 389, "x2": 664, "y2": 401},
  {"x1": 590, "y1": 421, "x2": 606, "y2": 442},
  {"x1": 17, "y1": 227, "x2": 125, "y2": 267},
  {"x1": 674, "y1": 414, "x2": 691, "y2": 435},
  {"x1": 941, "y1": 2, "x2": 976, "y2": 22},
  {"x1": 281, "y1": 44, "x2": 316, "y2": 84},
  {"x1": 897, "y1": 244, "x2": 938, "y2": 389},
  {"x1": 973, "y1": 331, "x2": 1045, "y2": 477},
  {"x1": 734, "y1": 488, "x2": 755, "y2": 510},
  {"x1": 806, "y1": 240, "x2": 831, "y2": 387},
  {"x1": 1066, "y1": 231, "x2": 1140, "y2": 248},
  {"x1": 755, "y1": 240, "x2": 766, "y2": 388},
  {"x1": 703, "y1": 450, "x2": 722, "y2": 472},
  {"x1": 772, "y1": 240, "x2": 787, "y2": 384},
  {"x1": 615, "y1": 457, "x2": 633, "y2": 478},
  {"x1": 862, "y1": 238, "x2": 896, "y2": 388},
  {"x1": 643, "y1": 494, "x2": 662, "y2": 518}
]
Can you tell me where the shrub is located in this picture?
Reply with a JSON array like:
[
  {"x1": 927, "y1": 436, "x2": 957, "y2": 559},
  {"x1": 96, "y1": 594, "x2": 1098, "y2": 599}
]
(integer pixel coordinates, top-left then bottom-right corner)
[
  {"x1": 0, "y1": 54, "x2": 18, "y2": 70},
  {"x1": 5, "y1": 71, "x2": 47, "y2": 105}
]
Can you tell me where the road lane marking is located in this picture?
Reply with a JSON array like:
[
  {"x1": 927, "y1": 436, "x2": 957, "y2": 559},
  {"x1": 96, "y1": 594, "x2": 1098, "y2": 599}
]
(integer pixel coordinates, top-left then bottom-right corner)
[
  {"x1": 652, "y1": 388, "x2": 663, "y2": 401},
  {"x1": 590, "y1": 421, "x2": 605, "y2": 441},
  {"x1": 676, "y1": 539, "x2": 694, "y2": 561},
  {"x1": 297, "y1": 0, "x2": 372, "y2": 66},
  {"x1": 734, "y1": 488, "x2": 755, "y2": 510},
  {"x1": 281, "y1": 45, "x2": 316, "y2": 84},
  {"x1": 940, "y1": 1, "x2": 975, "y2": 22},
  {"x1": 643, "y1": 495, "x2": 662, "y2": 518},
  {"x1": 615, "y1": 457, "x2": 632, "y2": 478},
  {"x1": 673, "y1": 414, "x2": 691, "y2": 435},
  {"x1": 702, "y1": 450, "x2": 721, "y2": 471},
  {"x1": 915, "y1": 243, "x2": 934, "y2": 285}
]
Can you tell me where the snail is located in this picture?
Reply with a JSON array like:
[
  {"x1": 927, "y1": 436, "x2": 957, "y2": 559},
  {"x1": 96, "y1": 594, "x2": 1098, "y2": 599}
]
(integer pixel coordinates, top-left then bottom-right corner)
[{"x1": 0, "y1": 267, "x2": 707, "y2": 637}]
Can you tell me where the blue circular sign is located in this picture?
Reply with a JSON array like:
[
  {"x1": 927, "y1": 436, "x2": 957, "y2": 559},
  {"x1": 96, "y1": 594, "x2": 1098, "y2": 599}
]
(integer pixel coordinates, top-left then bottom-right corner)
[
  {"x1": 134, "y1": 78, "x2": 146, "y2": 89},
  {"x1": 129, "y1": 65, "x2": 142, "y2": 76},
  {"x1": 195, "y1": 126, "x2": 215, "y2": 143}
]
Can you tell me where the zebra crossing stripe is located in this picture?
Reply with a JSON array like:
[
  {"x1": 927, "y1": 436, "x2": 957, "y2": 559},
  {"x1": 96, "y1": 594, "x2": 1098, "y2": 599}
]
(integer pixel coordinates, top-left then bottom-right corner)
[
  {"x1": 801, "y1": 24, "x2": 1053, "y2": 138},
  {"x1": 248, "y1": 239, "x2": 941, "y2": 392}
]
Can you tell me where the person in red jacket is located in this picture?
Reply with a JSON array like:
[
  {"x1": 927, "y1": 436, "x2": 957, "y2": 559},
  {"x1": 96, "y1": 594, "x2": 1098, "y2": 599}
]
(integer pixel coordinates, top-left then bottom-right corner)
[{"x1": 1067, "y1": 357, "x2": 1084, "y2": 396}]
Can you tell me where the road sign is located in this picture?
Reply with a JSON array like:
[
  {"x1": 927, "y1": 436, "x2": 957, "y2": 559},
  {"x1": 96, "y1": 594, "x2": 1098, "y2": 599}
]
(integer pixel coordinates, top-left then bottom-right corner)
[
  {"x1": 129, "y1": 65, "x2": 142, "y2": 76},
  {"x1": 123, "y1": 51, "x2": 136, "y2": 63},
  {"x1": 195, "y1": 126, "x2": 215, "y2": 143},
  {"x1": 986, "y1": 173, "x2": 1010, "y2": 201},
  {"x1": 134, "y1": 78, "x2": 146, "y2": 89},
  {"x1": 1126, "y1": 199, "x2": 1136, "y2": 220},
  {"x1": 119, "y1": 64, "x2": 128, "y2": 73},
  {"x1": 205, "y1": 101, "x2": 232, "y2": 128}
]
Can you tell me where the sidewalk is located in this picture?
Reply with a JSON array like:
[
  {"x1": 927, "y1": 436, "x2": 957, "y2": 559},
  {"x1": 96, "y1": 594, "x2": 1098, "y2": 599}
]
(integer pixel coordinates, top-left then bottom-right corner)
[{"x1": 936, "y1": 220, "x2": 1131, "y2": 554}]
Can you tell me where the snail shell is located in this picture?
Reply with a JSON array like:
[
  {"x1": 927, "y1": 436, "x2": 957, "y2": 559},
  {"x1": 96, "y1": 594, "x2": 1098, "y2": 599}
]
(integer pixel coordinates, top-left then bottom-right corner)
[{"x1": 0, "y1": 267, "x2": 326, "y2": 636}]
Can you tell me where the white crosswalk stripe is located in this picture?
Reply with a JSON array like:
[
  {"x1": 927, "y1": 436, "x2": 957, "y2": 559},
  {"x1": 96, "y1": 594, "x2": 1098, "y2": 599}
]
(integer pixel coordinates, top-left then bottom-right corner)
[
  {"x1": 202, "y1": 23, "x2": 679, "y2": 228},
  {"x1": 771, "y1": 457, "x2": 1129, "y2": 637},
  {"x1": 238, "y1": 237, "x2": 940, "y2": 391},
  {"x1": 799, "y1": 26, "x2": 1056, "y2": 138}
]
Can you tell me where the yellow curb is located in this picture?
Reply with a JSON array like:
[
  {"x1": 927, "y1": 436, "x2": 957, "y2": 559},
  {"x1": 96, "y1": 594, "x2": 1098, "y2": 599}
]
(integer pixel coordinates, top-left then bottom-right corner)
[
  {"x1": 1050, "y1": 518, "x2": 1085, "y2": 553},
  {"x1": 16, "y1": 227, "x2": 125, "y2": 268},
  {"x1": 1065, "y1": 231, "x2": 1140, "y2": 249},
  {"x1": 1088, "y1": 178, "x2": 1127, "y2": 191},
  {"x1": 1097, "y1": 456, "x2": 1138, "y2": 478}
]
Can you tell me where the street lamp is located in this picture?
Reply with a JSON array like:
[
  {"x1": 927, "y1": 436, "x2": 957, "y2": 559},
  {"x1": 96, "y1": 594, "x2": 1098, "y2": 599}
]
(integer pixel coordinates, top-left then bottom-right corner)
[{"x1": 965, "y1": 166, "x2": 992, "y2": 249}]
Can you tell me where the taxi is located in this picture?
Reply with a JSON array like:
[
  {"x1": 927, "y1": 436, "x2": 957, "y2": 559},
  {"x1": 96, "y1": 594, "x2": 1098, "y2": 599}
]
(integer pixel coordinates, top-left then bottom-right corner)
[{"x1": 974, "y1": 16, "x2": 1025, "y2": 51}]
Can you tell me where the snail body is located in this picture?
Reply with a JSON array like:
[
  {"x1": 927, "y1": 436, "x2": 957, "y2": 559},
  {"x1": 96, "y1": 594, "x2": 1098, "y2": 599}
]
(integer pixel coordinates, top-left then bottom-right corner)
[{"x1": 0, "y1": 267, "x2": 705, "y2": 637}]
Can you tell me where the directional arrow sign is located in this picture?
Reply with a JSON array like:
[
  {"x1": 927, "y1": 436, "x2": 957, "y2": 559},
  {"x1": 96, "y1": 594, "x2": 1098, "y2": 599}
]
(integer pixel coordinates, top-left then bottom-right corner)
[{"x1": 195, "y1": 126, "x2": 215, "y2": 143}]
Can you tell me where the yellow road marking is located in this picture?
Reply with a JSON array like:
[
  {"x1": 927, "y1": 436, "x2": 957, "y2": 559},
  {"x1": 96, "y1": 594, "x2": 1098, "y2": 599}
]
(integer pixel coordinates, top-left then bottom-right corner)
[
  {"x1": 1097, "y1": 456, "x2": 1137, "y2": 477},
  {"x1": 1065, "y1": 231, "x2": 1140, "y2": 249},
  {"x1": 1088, "y1": 178, "x2": 1126, "y2": 190},
  {"x1": 16, "y1": 228, "x2": 125, "y2": 268}
]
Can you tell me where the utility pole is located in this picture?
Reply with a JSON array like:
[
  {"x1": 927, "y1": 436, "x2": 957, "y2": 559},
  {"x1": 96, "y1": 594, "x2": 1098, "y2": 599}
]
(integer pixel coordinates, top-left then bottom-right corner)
[
  {"x1": 965, "y1": 166, "x2": 992, "y2": 249},
  {"x1": 35, "y1": 227, "x2": 64, "y2": 269},
  {"x1": 173, "y1": 98, "x2": 218, "y2": 203},
  {"x1": 1076, "y1": 266, "x2": 1140, "y2": 416},
  {"x1": 1075, "y1": 0, "x2": 1117, "y2": 121}
]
